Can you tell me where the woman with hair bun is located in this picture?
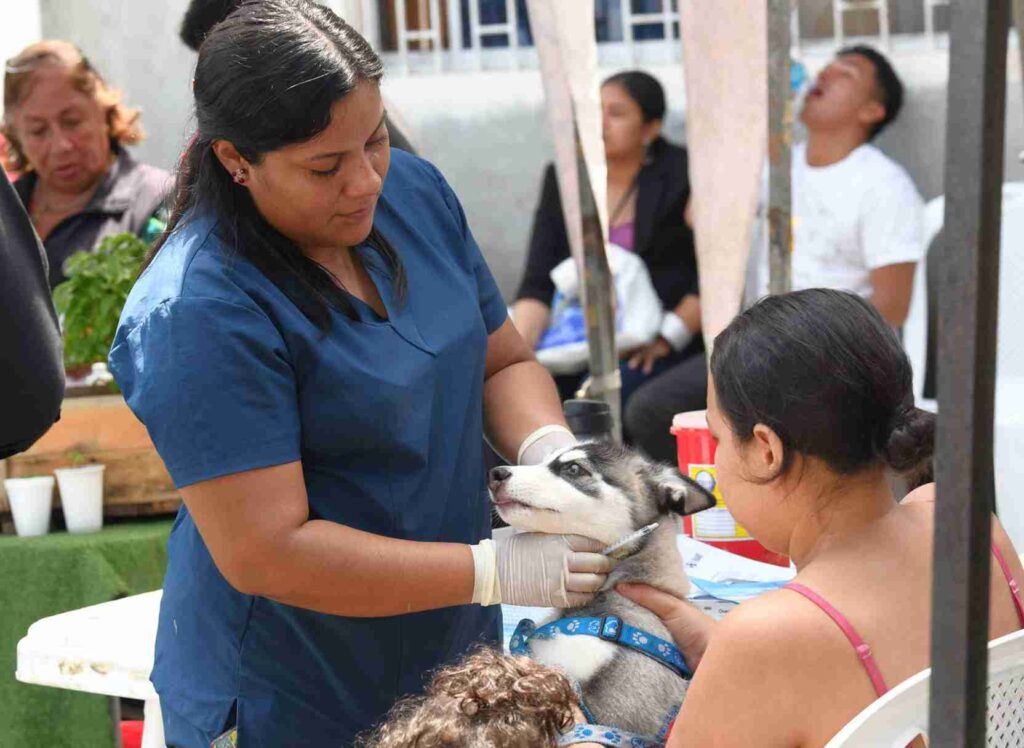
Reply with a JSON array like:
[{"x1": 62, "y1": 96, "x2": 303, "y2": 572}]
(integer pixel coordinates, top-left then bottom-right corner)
[{"x1": 620, "y1": 288, "x2": 1024, "y2": 747}]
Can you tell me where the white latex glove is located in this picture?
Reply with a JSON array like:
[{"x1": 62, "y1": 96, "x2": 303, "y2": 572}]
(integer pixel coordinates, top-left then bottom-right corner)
[
  {"x1": 470, "y1": 533, "x2": 614, "y2": 608},
  {"x1": 517, "y1": 425, "x2": 576, "y2": 466}
]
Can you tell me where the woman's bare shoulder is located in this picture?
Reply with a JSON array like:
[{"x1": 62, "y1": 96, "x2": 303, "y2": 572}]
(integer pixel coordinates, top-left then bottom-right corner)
[
  {"x1": 668, "y1": 590, "x2": 842, "y2": 747},
  {"x1": 902, "y1": 482, "x2": 935, "y2": 504},
  {"x1": 714, "y1": 588, "x2": 839, "y2": 662}
]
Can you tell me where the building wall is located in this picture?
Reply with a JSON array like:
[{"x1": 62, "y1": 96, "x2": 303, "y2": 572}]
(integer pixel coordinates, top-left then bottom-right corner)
[
  {"x1": 1, "y1": 0, "x2": 42, "y2": 116},
  {"x1": 33, "y1": 0, "x2": 1022, "y2": 301},
  {"x1": 39, "y1": 0, "x2": 197, "y2": 169}
]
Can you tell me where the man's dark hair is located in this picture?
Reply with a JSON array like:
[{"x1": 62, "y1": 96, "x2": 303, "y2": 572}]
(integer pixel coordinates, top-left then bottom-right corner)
[
  {"x1": 180, "y1": 0, "x2": 245, "y2": 51},
  {"x1": 839, "y1": 45, "x2": 904, "y2": 140}
]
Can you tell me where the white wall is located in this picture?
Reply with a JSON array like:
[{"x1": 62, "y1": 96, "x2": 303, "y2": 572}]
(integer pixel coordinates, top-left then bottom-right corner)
[
  {"x1": 39, "y1": 0, "x2": 197, "y2": 171},
  {"x1": 1, "y1": 0, "x2": 42, "y2": 118}
]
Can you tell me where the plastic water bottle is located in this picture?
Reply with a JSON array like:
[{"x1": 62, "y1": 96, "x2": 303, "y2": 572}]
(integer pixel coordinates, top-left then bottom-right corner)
[{"x1": 791, "y1": 58, "x2": 809, "y2": 97}]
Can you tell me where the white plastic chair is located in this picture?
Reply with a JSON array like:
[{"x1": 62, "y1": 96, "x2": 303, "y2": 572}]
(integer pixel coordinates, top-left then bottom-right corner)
[
  {"x1": 832, "y1": 0, "x2": 890, "y2": 49},
  {"x1": 917, "y1": 184, "x2": 1024, "y2": 549},
  {"x1": 902, "y1": 215, "x2": 932, "y2": 412},
  {"x1": 904, "y1": 195, "x2": 945, "y2": 413},
  {"x1": 825, "y1": 628, "x2": 1024, "y2": 746}
]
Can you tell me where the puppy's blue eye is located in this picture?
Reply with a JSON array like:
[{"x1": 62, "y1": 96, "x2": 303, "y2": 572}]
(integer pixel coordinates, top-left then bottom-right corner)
[{"x1": 565, "y1": 463, "x2": 584, "y2": 478}]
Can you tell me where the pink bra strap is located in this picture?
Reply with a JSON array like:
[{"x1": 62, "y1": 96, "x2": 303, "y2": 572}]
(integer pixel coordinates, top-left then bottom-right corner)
[
  {"x1": 784, "y1": 583, "x2": 889, "y2": 697},
  {"x1": 991, "y1": 542, "x2": 1024, "y2": 628}
]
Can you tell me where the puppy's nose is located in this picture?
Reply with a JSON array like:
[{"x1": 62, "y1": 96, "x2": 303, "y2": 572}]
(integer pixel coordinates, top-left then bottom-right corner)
[{"x1": 490, "y1": 467, "x2": 512, "y2": 483}]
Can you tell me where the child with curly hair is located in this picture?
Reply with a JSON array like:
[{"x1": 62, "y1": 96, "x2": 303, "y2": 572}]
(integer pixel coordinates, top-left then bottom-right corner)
[{"x1": 360, "y1": 648, "x2": 611, "y2": 748}]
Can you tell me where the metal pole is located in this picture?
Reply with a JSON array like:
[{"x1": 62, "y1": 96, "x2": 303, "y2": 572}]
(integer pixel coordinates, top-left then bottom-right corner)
[
  {"x1": 446, "y1": 0, "x2": 465, "y2": 56},
  {"x1": 767, "y1": 0, "x2": 793, "y2": 296},
  {"x1": 574, "y1": 119, "x2": 622, "y2": 443},
  {"x1": 396, "y1": 0, "x2": 409, "y2": 73},
  {"x1": 468, "y1": 0, "x2": 483, "y2": 69},
  {"x1": 621, "y1": 0, "x2": 634, "y2": 63},
  {"x1": 929, "y1": 0, "x2": 1008, "y2": 744},
  {"x1": 1014, "y1": 0, "x2": 1024, "y2": 110},
  {"x1": 507, "y1": 0, "x2": 520, "y2": 68}
]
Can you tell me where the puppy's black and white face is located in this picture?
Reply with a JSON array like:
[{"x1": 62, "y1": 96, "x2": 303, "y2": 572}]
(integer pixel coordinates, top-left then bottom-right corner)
[{"x1": 489, "y1": 442, "x2": 716, "y2": 545}]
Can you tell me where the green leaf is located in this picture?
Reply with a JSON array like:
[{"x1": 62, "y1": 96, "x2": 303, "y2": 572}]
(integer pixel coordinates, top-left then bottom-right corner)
[{"x1": 55, "y1": 232, "x2": 150, "y2": 371}]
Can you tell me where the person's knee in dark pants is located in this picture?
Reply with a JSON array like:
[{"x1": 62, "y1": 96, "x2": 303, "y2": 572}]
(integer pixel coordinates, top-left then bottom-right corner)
[{"x1": 624, "y1": 353, "x2": 708, "y2": 464}]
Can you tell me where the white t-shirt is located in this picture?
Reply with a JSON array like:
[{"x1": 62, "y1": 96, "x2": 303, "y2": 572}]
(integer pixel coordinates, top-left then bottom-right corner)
[{"x1": 747, "y1": 142, "x2": 924, "y2": 302}]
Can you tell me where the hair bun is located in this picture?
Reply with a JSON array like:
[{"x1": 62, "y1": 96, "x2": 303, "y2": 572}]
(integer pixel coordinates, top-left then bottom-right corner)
[{"x1": 884, "y1": 406, "x2": 936, "y2": 474}]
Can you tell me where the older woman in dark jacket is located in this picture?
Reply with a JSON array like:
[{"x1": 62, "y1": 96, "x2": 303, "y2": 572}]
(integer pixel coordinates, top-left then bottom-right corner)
[
  {"x1": 3, "y1": 41, "x2": 169, "y2": 288},
  {"x1": 512, "y1": 71, "x2": 707, "y2": 459}
]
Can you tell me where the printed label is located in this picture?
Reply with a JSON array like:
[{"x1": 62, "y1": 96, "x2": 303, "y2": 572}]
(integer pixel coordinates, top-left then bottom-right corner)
[{"x1": 688, "y1": 464, "x2": 750, "y2": 539}]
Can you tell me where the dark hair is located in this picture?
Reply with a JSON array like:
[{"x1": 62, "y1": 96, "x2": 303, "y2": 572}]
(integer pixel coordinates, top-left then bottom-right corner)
[
  {"x1": 179, "y1": 0, "x2": 244, "y2": 51},
  {"x1": 602, "y1": 70, "x2": 666, "y2": 123},
  {"x1": 838, "y1": 45, "x2": 904, "y2": 140},
  {"x1": 152, "y1": 0, "x2": 405, "y2": 331},
  {"x1": 711, "y1": 289, "x2": 934, "y2": 482}
]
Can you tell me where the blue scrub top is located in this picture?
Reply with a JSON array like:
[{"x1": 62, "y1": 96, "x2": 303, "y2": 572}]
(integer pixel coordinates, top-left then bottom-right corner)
[{"x1": 109, "y1": 151, "x2": 507, "y2": 746}]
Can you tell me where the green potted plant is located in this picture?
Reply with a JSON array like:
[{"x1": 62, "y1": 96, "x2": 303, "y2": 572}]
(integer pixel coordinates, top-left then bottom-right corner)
[
  {"x1": 47, "y1": 234, "x2": 148, "y2": 531},
  {"x1": 52, "y1": 232, "x2": 148, "y2": 384}
]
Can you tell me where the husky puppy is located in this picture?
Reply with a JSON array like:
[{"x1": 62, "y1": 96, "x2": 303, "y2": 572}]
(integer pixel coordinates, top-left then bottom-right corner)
[{"x1": 490, "y1": 441, "x2": 716, "y2": 739}]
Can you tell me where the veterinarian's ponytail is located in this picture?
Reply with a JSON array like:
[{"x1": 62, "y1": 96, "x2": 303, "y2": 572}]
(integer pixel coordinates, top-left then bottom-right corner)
[{"x1": 710, "y1": 289, "x2": 934, "y2": 483}]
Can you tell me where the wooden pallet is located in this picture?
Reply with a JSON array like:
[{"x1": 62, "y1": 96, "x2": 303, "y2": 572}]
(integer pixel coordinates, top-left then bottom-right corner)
[{"x1": 0, "y1": 394, "x2": 180, "y2": 533}]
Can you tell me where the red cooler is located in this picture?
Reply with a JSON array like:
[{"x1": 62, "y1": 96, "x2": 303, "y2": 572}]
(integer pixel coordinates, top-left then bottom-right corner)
[{"x1": 671, "y1": 411, "x2": 789, "y2": 567}]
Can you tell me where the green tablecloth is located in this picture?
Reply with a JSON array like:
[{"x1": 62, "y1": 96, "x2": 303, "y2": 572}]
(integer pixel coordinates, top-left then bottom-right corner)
[{"x1": 1, "y1": 519, "x2": 172, "y2": 748}]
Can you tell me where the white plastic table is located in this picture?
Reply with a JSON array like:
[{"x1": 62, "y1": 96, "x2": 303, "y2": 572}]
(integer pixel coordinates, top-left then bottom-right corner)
[{"x1": 16, "y1": 590, "x2": 166, "y2": 748}]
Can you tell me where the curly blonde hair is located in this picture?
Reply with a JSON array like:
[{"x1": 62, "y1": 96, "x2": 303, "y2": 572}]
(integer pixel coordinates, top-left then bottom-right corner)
[
  {"x1": 358, "y1": 648, "x2": 580, "y2": 748},
  {"x1": 2, "y1": 40, "x2": 144, "y2": 173}
]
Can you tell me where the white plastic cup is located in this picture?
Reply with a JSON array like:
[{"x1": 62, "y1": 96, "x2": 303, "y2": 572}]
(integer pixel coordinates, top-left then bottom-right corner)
[
  {"x1": 4, "y1": 477, "x2": 55, "y2": 537},
  {"x1": 55, "y1": 465, "x2": 105, "y2": 534}
]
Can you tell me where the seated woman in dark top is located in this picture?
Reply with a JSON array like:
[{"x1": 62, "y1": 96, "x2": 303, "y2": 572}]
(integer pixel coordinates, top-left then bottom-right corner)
[
  {"x1": 512, "y1": 70, "x2": 707, "y2": 453},
  {"x1": 2, "y1": 41, "x2": 170, "y2": 288}
]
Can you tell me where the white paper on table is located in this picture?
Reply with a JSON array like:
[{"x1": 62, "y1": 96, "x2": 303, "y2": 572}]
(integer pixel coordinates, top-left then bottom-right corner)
[{"x1": 678, "y1": 535, "x2": 795, "y2": 603}]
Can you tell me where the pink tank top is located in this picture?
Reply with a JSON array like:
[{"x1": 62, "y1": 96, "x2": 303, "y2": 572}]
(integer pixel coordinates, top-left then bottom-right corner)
[{"x1": 785, "y1": 542, "x2": 1024, "y2": 697}]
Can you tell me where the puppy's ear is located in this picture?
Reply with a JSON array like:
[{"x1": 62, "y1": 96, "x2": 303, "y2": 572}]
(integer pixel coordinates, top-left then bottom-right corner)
[{"x1": 648, "y1": 466, "x2": 716, "y2": 516}]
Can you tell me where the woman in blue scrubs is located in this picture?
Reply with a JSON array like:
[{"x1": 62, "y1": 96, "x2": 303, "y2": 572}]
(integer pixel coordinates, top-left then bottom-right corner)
[{"x1": 108, "y1": 3, "x2": 613, "y2": 745}]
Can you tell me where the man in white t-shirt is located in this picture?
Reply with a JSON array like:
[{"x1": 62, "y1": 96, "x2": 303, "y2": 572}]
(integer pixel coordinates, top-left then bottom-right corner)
[{"x1": 749, "y1": 45, "x2": 924, "y2": 326}]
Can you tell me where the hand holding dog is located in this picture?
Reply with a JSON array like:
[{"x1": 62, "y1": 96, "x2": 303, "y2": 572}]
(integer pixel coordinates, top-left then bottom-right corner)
[
  {"x1": 496, "y1": 532, "x2": 614, "y2": 608},
  {"x1": 617, "y1": 583, "x2": 716, "y2": 671}
]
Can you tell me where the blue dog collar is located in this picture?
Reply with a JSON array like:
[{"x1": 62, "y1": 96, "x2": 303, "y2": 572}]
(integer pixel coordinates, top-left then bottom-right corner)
[
  {"x1": 510, "y1": 615, "x2": 692, "y2": 681},
  {"x1": 558, "y1": 723, "x2": 664, "y2": 747}
]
